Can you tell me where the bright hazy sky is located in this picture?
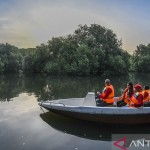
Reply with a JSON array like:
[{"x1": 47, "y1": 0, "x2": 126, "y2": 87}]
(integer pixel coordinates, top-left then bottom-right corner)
[{"x1": 0, "y1": 0, "x2": 150, "y2": 53}]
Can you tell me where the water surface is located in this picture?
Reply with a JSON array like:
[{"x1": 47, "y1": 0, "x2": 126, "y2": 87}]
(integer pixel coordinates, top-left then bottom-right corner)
[{"x1": 0, "y1": 73, "x2": 150, "y2": 150}]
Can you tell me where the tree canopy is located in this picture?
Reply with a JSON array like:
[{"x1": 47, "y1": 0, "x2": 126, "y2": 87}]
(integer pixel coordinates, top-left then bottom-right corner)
[
  {"x1": 0, "y1": 24, "x2": 133, "y2": 75},
  {"x1": 23, "y1": 24, "x2": 130, "y2": 75},
  {"x1": 132, "y1": 44, "x2": 150, "y2": 73},
  {"x1": 0, "y1": 43, "x2": 23, "y2": 73}
]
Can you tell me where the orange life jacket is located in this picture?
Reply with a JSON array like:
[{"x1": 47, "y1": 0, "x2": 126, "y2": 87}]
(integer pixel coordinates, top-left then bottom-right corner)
[
  {"x1": 129, "y1": 91, "x2": 143, "y2": 107},
  {"x1": 143, "y1": 90, "x2": 150, "y2": 103},
  {"x1": 122, "y1": 88, "x2": 134, "y2": 104},
  {"x1": 102, "y1": 85, "x2": 114, "y2": 103},
  {"x1": 122, "y1": 88, "x2": 129, "y2": 104}
]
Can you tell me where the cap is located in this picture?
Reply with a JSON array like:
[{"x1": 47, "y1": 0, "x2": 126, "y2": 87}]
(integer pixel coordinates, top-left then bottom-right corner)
[
  {"x1": 105, "y1": 79, "x2": 110, "y2": 83},
  {"x1": 134, "y1": 84, "x2": 142, "y2": 90}
]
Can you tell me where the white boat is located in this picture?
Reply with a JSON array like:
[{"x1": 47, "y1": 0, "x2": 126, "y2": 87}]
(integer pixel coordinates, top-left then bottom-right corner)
[{"x1": 38, "y1": 92, "x2": 150, "y2": 124}]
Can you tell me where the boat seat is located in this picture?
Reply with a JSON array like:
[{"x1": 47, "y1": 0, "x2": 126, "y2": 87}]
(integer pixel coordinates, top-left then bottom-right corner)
[{"x1": 96, "y1": 99, "x2": 117, "y2": 107}]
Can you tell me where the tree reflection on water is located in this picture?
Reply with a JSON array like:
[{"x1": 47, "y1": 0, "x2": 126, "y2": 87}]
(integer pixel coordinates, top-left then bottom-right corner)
[{"x1": 0, "y1": 73, "x2": 150, "y2": 102}]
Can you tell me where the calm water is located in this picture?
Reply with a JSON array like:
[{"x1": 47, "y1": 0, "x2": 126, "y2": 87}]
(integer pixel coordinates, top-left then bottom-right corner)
[{"x1": 1, "y1": 73, "x2": 150, "y2": 150}]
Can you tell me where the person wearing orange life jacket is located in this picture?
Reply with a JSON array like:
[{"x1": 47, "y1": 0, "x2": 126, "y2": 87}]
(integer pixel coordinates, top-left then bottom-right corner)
[
  {"x1": 117, "y1": 82, "x2": 134, "y2": 107},
  {"x1": 129, "y1": 84, "x2": 143, "y2": 108},
  {"x1": 96, "y1": 79, "x2": 114, "y2": 107},
  {"x1": 143, "y1": 86, "x2": 150, "y2": 103}
]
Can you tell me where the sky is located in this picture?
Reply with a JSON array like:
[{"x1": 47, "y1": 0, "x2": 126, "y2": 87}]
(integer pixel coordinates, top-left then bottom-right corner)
[{"x1": 0, "y1": 0, "x2": 150, "y2": 53}]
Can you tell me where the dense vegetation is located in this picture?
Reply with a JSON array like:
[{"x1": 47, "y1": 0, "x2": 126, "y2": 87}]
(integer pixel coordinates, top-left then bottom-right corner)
[
  {"x1": 0, "y1": 24, "x2": 149, "y2": 75},
  {"x1": 0, "y1": 43, "x2": 22, "y2": 73},
  {"x1": 132, "y1": 44, "x2": 150, "y2": 73}
]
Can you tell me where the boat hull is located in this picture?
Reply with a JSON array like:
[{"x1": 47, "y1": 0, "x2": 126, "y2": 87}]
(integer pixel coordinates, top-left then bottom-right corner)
[
  {"x1": 46, "y1": 108, "x2": 149, "y2": 124},
  {"x1": 40, "y1": 102, "x2": 150, "y2": 125},
  {"x1": 39, "y1": 93, "x2": 150, "y2": 124}
]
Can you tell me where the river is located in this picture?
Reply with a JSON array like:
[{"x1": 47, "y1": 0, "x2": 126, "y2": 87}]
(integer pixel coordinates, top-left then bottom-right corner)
[{"x1": 0, "y1": 73, "x2": 150, "y2": 150}]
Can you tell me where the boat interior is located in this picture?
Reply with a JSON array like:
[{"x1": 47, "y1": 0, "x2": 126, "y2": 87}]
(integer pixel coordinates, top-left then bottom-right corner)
[{"x1": 45, "y1": 92, "x2": 150, "y2": 108}]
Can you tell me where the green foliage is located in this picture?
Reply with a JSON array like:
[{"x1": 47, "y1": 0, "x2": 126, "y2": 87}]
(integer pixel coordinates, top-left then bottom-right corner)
[
  {"x1": 0, "y1": 24, "x2": 131, "y2": 75},
  {"x1": 133, "y1": 44, "x2": 150, "y2": 73},
  {"x1": 0, "y1": 58, "x2": 4, "y2": 73},
  {"x1": 76, "y1": 45, "x2": 90, "y2": 74},
  {"x1": 27, "y1": 24, "x2": 130, "y2": 75},
  {"x1": 0, "y1": 43, "x2": 23, "y2": 73},
  {"x1": 43, "y1": 62, "x2": 60, "y2": 73},
  {"x1": 108, "y1": 55, "x2": 127, "y2": 74}
]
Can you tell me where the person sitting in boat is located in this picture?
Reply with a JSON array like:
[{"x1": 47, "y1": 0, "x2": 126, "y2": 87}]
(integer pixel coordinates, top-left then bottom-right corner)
[
  {"x1": 117, "y1": 82, "x2": 134, "y2": 107},
  {"x1": 96, "y1": 79, "x2": 114, "y2": 106},
  {"x1": 143, "y1": 86, "x2": 150, "y2": 103},
  {"x1": 129, "y1": 84, "x2": 143, "y2": 108},
  {"x1": 143, "y1": 86, "x2": 150, "y2": 107}
]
